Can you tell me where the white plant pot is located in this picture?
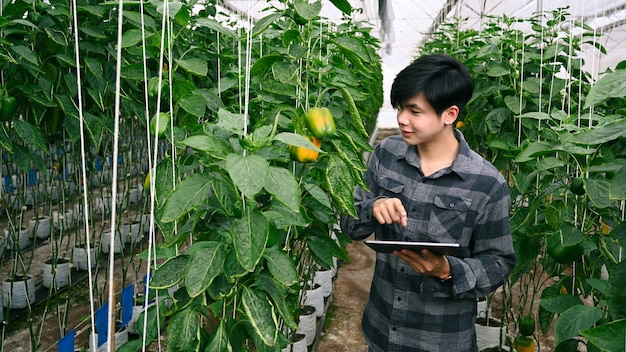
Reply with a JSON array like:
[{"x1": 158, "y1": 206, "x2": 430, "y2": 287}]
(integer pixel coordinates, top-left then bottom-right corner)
[
  {"x1": 282, "y1": 333, "x2": 307, "y2": 352},
  {"x1": 5, "y1": 227, "x2": 30, "y2": 250},
  {"x1": 297, "y1": 305, "x2": 317, "y2": 347},
  {"x1": 43, "y1": 257, "x2": 72, "y2": 289},
  {"x1": 120, "y1": 221, "x2": 142, "y2": 244},
  {"x1": 28, "y1": 215, "x2": 51, "y2": 239},
  {"x1": 72, "y1": 244, "x2": 98, "y2": 271},
  {"x1": 53, "y1": 209, "x2": 75, "y2": 230},
  {"x1": 314, "y1": 269, "x2": 334, "y2": 298},
  {"x1": 475, "y1": 318, "x2": 506, "y2": 351},
  {"x1": 3, "y1": 275, "x2": 36, "y2": 309},
  {"x1": 128, "y1": 187, "x2": 143, "y2": 205},
  {"x1": 304, "y1": 284, "x2": 324, "y2": 318},
  {"x1": 100, "y1": 230, "x2": 124, "y2": 254}
]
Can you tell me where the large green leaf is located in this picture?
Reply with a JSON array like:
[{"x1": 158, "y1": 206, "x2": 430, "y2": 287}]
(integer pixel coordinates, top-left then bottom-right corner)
[
  {"x1": 539, "y1": 294, "x2": 583, "y2": 313},
  {"x1": 11, "y1": 45, "x2": 39, "y2": 65},
  {"x1": 231, "y1": 209, "x2": 268, "y2": 272},
  {"x1": 206, "y1": 321, "x2": 232, "y2": 352},
  {"x1": 250, "y1": 54, "x2": 284, "y2": 77},
  {"x1": 306, "y1": 228, "x2": 348, "y2": 268},
  {"x1": 324, "y1": 155, "x2": 357, "y2": 217},
  {"x1": 251, "y1": 13, "x2": 282, "y2": 37},
  {"x1": 175, "y1": 58, "x2": 208, "y2": 76},
  {"x1": 149, "y1": 255, "x2": 189, "y2": 289},
  {"x1": 485, "y1": 62, "x2": 510, "y2": 77},
  {"x1": 584, "y1": 69, "x2": 626, "y2": 108},
  {"x1": 241, "y1": 285, "x2": 278, "y2": 347},
  {"x1": 121, "y1": 28, "x2": 146, "y2": 48},
  {"x1": 167, "y1": 307, "x2": 200, "y2": 351},
  {"x1": 161, "y1": 173, "x2": 212, "y2": 222},
  {"x1": 580, "y1": 318, "x2": 626, "y2": 352},
  {"x1": 13, "y1": 120, "x2": 47, "y2": 152},
  {"x1": 263, "y1": 246, "x2": 298, "y2": 287},
  {"x1": 179, "y1": 94, "x2": 206, "y2": 118},
  {"x1": 568, "y1": 118, "x2": 626, "y2": 145},
  {"x1": 294, "y1": 0, "x2": 322, "y2": 20},
  {"x1": 181, "y1": 135, "x2": 229, "y2": 155},
  {"x1": 333, "y1": 37, "x2": 372, "y2": 64},
  {"x1": 586, "y1": 178, "x2": 613, "y2": 208},
  {"x1": 185, "y1": 242, "x2": 226, "y2": 297},
  {"x1": 264, "y1": 166, "x2": 300, "y2": 212},
  {"x1": 195, "y1": 17, "x2": 236, "y2": 37},
  {"x1": 329, "y1": 0, "x2": 352, "y2": 14},
  {"x1": 255, "y1": 274, "x2": 298, "y2": 330},
  {"x1": 607, "y1": 260, "x2": 626, "y2": 320},
  {"x1": 225, "y1": 153, "x2": 270, "y2": 199},
  {"x1": 273, "y1": 132, "x2": 323, "y2": 151},
  {"x1": 610, "y1": 165, "x2": 626, "y2": 200},
  {"x1": 554, "y1": 305, "x2": 602, "y2": 345}
]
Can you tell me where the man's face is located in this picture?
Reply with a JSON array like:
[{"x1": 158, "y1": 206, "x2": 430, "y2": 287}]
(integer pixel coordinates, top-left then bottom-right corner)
[{"x1": 396, "y1": 93, "x2": 451, "y2": 146}]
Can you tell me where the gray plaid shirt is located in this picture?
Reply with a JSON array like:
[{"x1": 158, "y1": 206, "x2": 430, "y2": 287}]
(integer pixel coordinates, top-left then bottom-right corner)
[{"x1": 341, "y1": 130, "x2": 516, "y2": 352}]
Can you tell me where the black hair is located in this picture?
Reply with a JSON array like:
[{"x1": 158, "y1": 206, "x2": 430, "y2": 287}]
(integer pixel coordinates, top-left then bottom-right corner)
[{"x1": 390, "y1": 54, "x2": 474, "y2": 116}]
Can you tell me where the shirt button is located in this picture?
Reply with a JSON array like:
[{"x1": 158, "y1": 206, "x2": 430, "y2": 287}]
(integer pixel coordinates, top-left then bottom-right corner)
[
  {"x1": 397, "y1": 296, "x2": 401, "y2": 301},
  {"x1": 400, "y1": 268, "x2": 405, "y2": 273},
  {"x1": 392, "y1": 327, "x2": 397, "y2": 331},
  {"x1": 449, "y1": 203, "x2": 455, "y2": 208}
]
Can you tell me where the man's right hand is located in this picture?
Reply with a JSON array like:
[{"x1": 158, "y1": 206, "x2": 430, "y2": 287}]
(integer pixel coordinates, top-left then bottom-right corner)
[{"x1": 372, "y1": 198, "x2": 408, "y2": 227}]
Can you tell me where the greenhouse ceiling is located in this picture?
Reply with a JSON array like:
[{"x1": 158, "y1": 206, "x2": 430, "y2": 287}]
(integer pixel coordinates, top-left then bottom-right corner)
[{"x1": 219, "y1": 0, "x2": 626, "y2": 75}]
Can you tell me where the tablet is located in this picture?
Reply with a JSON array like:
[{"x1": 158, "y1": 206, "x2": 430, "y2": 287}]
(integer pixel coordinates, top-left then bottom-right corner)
[{"x1": 364, "y1": 240, "x2": 470, "y2": 258}]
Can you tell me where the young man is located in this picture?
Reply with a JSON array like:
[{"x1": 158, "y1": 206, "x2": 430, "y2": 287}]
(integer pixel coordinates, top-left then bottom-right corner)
[{"x1": 341, "y1": 54, "x2": 516, "y2": 352}]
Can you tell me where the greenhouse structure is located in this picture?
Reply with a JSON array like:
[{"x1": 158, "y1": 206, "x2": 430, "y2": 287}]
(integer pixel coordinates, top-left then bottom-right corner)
[{"x1": 0, "y1": 0, "x2": 624, "y2": 351}]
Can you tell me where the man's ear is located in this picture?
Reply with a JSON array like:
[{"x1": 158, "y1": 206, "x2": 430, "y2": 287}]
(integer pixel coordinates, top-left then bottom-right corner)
[{"x1": 443, "y1": 105, "x2": 459, "y2": 125}]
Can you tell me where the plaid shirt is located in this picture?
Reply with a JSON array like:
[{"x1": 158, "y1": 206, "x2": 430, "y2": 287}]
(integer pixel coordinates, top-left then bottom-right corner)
[{"x1": 341, "y1": 130, "x2": 516, "y2": 352}]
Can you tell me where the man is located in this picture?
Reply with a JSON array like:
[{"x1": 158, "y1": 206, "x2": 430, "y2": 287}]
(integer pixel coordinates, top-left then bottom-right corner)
[{"x1": 341, "y1": 54, "x2": 516, "y2": 352}]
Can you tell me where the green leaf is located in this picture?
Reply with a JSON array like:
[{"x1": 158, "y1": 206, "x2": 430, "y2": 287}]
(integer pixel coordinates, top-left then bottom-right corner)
[
  {"x1": 194, "y1": 17, "x2": 236, "y2": 37},
  {"x1": 121, "y1": 28, "x2": 145, "y2": 48},
  {"x1": 485, "y1": 62, "x2": 510, "y2": 77},
  {"x1": 607, "y1": 260, "x2": 626, "y2": 320},
  {"x1": 216, "y1": 108, "x2": 247, "y2": 137},
  {"x1": 536, "y1": 156, "x2": 565, "y2": 171},
  {"x1": 540, "y1": 295, "x2": 583, "y2": 313},
  {"x1": 231, "y1": 209, "x2": 268, "y2": 272},
  {"x1": 11, "y1": 45, "x2": 39, "y2": 66},
  {"x1": 514, "y1": 141, "x2": 559, "y2": 163},
  {"x1": 568, "y1": 118, "x2": 626, "y2": 145},
  {"x1": 586, "y1": 178, "x2": 613, "y2": 208},
  {"x1": 167, "y1": 307, "x2": 200, "y2": 351},
  {"x1": 181, "y1": 135, "x2": 229, "y2": 155},
  {"x1": 149, "y1": 255, "x2": 189, "y2": 289},
  {"x1": 252, "y1": 13, "x2": 282, "y2": 36},
  {"x1": 241, "y1": 286, "x2": 278, "y2": 347},
  {"x1": 161, "y1": 174, "x2": 212, "y2": 222},
  {"x1": 554, "y1": 305, "x2": 602, "y2": 345},
  {"x1": 580, "y1": 318, "x2": 626, "y2": 352},
  {"x1": 485, "y1": 107, "x2": 510, "y2": 133},
  {"x1": 250, "y1": 54, "x2": 284, "y2": 77},
  {"x1": 325, "y1": 155, "x2": 357, "y2": 217},
  {"x1": 206, "y1": 321, "x2": 232, "y2": 352},
  {"x1": 185, "y1": 242, "x2": 226, "y2": 297},
  {"x1": 329, "y1": 0, "x2": 352, "y2": 14},
  {"x1": 175, "y1": 58, "x2": 208, "y2": 76},
  {"x1": 264, "y1": 166, "x2": 301, "y2": 212},
  {"x1": 610, "y1": 165, "x2": 626, "y2": 200},
  {"x1": 333, "y1": 37, "x2": 372, "y2": 64},
  {"x1": 504, "y1": 95, "x2": 525, "y2": 114},
  {"x1": 273, "y1": 132, "x2": 322, "y2": 152},
  {"x1": 13, "y1": 120, "x2": 47, "y2": 152},
  {"x1": 225, "y1": 153, "x2": 270, "y2": 199},
  {"x1": 294, "y1": 0, "x2": 322, "y2": 20},
  {"x1": 306, "y1": 228, "x2": 347, "y2": 268},
  {"x1": 517, "y1": 111, "x2": 551, "y2": 120},
  {"x1": 179, "y1": 94, "x2": 206, "y2": 118},
  {"x1": 263, "y1": 246, "x2": 298, "y2": 287},
  {"x1": 584, "y1": 69, "x2": 626, "y2": 108},
  {"x1": 255, "y1": 274, "x2": 298, "y2": 330}
]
